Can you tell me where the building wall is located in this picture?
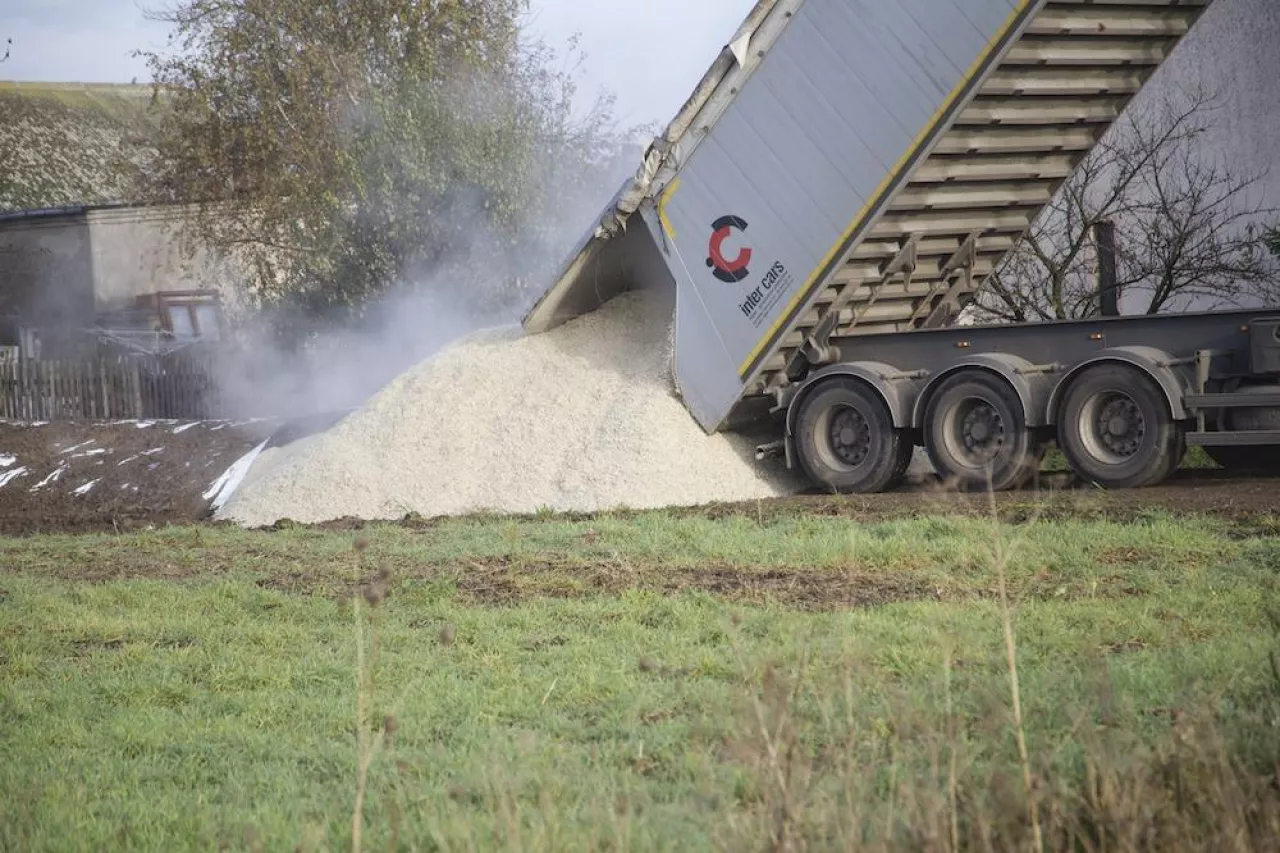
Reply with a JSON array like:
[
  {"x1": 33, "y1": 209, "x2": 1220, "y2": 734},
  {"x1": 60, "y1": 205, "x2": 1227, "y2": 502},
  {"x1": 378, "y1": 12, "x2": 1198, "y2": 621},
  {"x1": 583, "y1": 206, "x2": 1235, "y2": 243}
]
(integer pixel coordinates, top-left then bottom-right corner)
[
  {"x1": 85, "y1": 205, "x2": 242, "y2": 311},
  {"x1": 0, "y1": 211, "x2": 96, "y2": 330},
  {"x1": 0, "y1": 203, "x2": 247, "y2": 318},
  {"x1": 0, "y1": 203, "x2": 255, "y2": 356}
]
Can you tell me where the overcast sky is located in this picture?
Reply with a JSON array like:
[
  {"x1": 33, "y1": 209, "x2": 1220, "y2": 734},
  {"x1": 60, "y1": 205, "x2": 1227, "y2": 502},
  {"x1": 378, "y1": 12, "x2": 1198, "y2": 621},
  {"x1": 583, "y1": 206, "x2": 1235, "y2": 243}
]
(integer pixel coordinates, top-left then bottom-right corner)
[{"x1": 1, "y1": 0, "x2": 754, "y2": 126}]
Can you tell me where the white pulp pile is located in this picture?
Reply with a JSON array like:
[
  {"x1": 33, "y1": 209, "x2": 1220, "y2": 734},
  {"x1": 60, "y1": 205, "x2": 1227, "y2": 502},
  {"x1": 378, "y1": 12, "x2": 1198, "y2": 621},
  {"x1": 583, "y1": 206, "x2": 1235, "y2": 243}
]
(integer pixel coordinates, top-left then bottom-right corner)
[{"x1": 218, "y1": 289, "x2": 803, "y2": 526}]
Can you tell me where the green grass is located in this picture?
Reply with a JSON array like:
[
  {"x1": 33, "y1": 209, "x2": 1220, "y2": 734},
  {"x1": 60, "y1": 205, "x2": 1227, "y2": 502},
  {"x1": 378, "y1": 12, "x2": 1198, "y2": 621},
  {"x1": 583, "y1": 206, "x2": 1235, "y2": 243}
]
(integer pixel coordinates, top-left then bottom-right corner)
[
  {"x1": 1041, "y1": 444, "x2": 1220, "y2": 474},
  {"x1": 2, "y1": 507, "x2": 1279, "y2": 851}
]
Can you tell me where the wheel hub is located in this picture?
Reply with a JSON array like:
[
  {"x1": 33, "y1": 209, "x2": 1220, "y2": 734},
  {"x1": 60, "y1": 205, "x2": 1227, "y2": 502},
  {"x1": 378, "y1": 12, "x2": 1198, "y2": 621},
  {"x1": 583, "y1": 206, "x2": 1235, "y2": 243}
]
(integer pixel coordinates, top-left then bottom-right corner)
[
  {"x1": 828, "y1": 407, "x2": 871, "y2": 467},
  {"x1": 958, "y1": 402, "x2": 1005, "y2": 464},
  {"x1": 1096, "y1": 397, "x2": 1144, "y2": 458}
]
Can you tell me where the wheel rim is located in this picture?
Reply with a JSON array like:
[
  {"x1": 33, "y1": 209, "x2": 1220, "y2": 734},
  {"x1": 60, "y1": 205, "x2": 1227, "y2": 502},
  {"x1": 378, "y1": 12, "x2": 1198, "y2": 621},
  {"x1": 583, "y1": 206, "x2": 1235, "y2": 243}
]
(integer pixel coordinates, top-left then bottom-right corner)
[
  {"x1": 822, "y1": 404, "x2": 872, "y2": 469},
  {"x1": 942, "y1": 396, "x2": 1007, "y2": 470},
  {"x1": 1078, "y1": 390, "x2": 1146, "y2": 465}
]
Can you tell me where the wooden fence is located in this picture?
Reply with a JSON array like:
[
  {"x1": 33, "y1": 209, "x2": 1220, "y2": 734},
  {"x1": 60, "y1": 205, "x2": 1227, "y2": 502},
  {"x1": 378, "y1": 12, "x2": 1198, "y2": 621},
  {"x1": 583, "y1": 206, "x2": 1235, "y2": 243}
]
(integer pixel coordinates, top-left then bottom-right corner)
[{"x1": 0, "y1": 354, "x2": 228, "y2": 422}]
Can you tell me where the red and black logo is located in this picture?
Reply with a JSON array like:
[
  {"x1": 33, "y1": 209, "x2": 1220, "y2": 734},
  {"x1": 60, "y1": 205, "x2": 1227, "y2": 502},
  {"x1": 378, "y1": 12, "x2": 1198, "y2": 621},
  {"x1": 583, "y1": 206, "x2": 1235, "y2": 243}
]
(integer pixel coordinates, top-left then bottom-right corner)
[{"x1": 706, "y1": 215, "x2": 753, "y2": 283}]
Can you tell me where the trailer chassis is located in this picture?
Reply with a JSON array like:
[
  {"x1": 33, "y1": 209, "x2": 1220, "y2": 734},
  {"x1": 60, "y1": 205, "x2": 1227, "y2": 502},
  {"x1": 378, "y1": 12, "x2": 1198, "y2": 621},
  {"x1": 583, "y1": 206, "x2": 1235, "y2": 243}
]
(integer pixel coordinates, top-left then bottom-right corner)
[{"x1": 766, "y1": 308, "x2": 1280, "y2": 492}]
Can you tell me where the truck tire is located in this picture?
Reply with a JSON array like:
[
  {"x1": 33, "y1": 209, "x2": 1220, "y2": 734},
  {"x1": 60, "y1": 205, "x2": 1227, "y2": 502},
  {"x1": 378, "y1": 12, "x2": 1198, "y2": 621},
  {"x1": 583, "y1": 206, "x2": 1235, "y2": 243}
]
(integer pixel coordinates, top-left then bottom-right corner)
[
  {"x1": 794, "y1": 378, "x2": 907, "y2": 494},
  {"x1": 1057, "y1": 364, "x2": 1185, "y2": 489},
  {"x1": 923, "y1": 371, "x2": 1044, "y2": 492}
]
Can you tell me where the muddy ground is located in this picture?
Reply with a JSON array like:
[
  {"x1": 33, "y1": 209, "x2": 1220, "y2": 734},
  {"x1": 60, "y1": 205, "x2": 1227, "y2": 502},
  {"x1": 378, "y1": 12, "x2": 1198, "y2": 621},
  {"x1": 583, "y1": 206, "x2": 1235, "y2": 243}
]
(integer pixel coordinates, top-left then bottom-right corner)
[
  {"x1": 1, "y1": 418, "x2": 1278, "y2": 537},
  {"x1": 294, "y1": 470, "x2": 1280, "y2": 534},
  {"x1": 707, "y1": 471, "x2": 1280, "y2": 526},
  {"x1": 0, "y1": 420, "x2": 270, "y2": 535}
]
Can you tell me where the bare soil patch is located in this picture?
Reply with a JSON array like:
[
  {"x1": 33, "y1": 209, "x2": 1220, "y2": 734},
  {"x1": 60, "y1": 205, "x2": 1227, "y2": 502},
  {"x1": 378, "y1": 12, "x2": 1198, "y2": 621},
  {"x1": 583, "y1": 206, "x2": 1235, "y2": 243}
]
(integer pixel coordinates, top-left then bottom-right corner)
[
  {"x1": 447, "y1": 559, "x2": 939, "y2": 610},
  {"x1": 696, "y1": 471, "x2": 1280, "y2": 526},
  {"x1": 0, "y1": 420, "x2": 269, "y2": 535}
]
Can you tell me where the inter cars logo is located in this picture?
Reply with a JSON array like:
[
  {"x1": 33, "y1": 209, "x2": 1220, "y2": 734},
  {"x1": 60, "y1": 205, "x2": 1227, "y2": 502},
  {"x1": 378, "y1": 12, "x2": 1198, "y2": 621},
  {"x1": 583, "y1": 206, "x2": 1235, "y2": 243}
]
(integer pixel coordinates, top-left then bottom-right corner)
[{"x1": 706, "y1": 215, "x2": 753, "y2": 283}]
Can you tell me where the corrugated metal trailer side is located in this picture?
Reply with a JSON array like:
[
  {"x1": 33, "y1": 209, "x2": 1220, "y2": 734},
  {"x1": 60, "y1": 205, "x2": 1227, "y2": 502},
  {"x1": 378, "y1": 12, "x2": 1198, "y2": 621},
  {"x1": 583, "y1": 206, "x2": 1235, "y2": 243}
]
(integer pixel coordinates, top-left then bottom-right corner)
[{"x1": 525, "y1": 0, "x2": 1216, "y2": 434}]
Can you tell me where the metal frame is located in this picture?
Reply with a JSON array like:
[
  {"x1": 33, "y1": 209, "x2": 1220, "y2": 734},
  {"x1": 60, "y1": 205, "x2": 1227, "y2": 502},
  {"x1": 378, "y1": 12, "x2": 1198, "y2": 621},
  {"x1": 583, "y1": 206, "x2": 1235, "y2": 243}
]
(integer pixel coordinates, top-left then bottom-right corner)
[
  {"x1": 1188, "y1": 430, "x2": 1280, "y2": 448},
  {"x1": 748, "y1": 0, "x2": 1216, "y2": 403},
  {"x1": 777, "y1": 307, "x2": 1280, "y2": 472}
]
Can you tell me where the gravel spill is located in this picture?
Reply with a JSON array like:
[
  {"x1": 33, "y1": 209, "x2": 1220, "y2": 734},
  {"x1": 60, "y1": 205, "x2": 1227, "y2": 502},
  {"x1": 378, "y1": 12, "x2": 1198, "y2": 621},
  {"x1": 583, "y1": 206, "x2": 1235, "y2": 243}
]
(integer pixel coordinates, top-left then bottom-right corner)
[{"x1": 219, "y1": 289, "x2": 804, "y2": 526}]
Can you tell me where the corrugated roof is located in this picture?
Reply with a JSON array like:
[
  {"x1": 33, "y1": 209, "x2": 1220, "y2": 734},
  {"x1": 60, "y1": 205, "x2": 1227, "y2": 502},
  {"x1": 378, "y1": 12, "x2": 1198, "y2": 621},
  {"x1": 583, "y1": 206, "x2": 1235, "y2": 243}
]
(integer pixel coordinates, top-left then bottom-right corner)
[{"x1": 0, "y1": 81, "x2": 160, "y2": 213}]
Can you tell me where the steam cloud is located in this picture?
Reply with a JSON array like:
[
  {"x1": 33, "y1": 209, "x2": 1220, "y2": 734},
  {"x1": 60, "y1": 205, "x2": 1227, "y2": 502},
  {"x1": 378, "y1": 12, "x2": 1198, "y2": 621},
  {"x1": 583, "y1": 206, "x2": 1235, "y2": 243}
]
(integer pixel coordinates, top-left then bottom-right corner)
[{"x1": 205, "y1": 46, "x2": 644, "y2": 423}]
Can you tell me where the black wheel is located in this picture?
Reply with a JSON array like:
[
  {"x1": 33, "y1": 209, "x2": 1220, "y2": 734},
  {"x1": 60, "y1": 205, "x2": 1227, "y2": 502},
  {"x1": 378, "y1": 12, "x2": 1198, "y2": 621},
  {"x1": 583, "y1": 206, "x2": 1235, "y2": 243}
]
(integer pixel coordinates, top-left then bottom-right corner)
[
  {"x1": 1057, "y1": 364, "x2": 1185, "y2": 489},
  {"x1": 922, "y1": 371, "x2": 1045, "y2": 492},
  {"x1": 794, "y1": 378, "x2": 907, "y2": 494}
]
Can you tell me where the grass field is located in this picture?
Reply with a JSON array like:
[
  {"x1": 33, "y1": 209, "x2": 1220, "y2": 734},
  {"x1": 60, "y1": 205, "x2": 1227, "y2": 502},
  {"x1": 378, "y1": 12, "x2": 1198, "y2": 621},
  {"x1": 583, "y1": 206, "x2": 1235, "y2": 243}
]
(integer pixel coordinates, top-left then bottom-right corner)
[{"x1": 3, "y1": 502, "x2": 1280, "y2": 851}]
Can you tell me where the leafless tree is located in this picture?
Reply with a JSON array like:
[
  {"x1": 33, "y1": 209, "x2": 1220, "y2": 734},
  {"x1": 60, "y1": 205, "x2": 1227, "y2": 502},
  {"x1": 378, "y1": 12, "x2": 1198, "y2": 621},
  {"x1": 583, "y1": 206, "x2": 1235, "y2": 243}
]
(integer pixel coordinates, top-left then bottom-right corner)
[{"x1": 972, "y1": 88, "x2": 1279, "y2": 323}]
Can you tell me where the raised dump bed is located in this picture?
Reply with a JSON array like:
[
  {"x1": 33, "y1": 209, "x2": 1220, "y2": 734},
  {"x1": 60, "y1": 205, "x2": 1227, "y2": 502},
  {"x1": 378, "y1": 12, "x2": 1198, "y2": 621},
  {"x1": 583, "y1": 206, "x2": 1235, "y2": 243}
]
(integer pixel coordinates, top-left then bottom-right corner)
[{"x1": 524, "y1": 0, "x2": 1216, "y2": 433}]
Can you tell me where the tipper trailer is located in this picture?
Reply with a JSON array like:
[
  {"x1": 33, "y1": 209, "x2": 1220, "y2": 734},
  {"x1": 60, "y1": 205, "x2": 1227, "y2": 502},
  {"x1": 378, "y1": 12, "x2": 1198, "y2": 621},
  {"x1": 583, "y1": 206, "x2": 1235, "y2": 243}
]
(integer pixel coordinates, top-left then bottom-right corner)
[{"x1": 524, "y1": 0, "x2": 1280, "y2": 493}]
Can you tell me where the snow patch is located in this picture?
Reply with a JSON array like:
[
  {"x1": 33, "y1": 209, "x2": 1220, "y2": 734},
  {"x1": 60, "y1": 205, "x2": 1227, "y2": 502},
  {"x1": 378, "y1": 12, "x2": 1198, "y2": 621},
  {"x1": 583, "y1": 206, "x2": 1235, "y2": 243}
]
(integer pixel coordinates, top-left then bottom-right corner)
[
  {"x1": 0, "y1": 454, "x2": 15, "y2": 468},
  {"x1": 172, "y1": 422, "x2": 200, "y2": 434},
  {"x1": 0, "y1": 467, "x2": 28, "y2": 489}
]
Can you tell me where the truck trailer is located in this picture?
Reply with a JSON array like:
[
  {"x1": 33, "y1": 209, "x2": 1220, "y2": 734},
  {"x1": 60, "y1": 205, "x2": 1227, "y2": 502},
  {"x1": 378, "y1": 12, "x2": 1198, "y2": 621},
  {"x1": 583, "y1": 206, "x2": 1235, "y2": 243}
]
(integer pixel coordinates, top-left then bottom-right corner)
[{"x1": 525, "y1": 0, "x2": 1280, "y2": 493}]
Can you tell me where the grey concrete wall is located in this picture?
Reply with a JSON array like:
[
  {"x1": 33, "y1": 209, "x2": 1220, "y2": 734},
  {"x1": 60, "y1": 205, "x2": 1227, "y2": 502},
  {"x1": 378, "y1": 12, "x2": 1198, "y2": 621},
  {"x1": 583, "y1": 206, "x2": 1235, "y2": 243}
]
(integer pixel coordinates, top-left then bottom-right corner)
[
  {"x1": 0, "y1": 212, "x2": 96, "y2": 328},
  {"x1": 85, "y1": 205, "x2": 238, "y2": 311},
  {"x1": 1113, "y1": 0, "x2": 1280, "y2": 311},
  {"x1": 0, "y1": 204, "x2": 248, "y2": 342}
]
